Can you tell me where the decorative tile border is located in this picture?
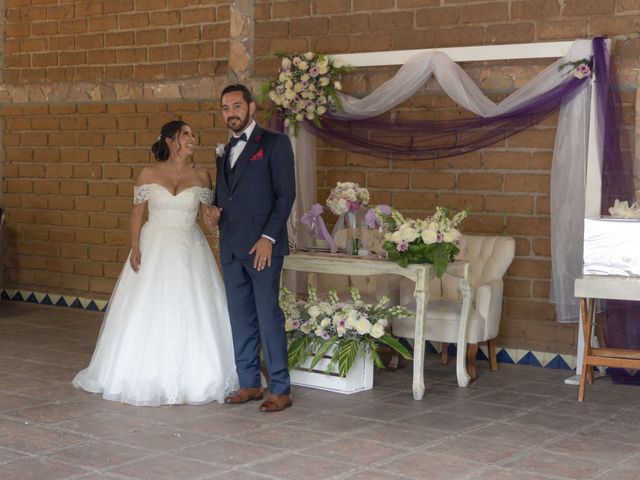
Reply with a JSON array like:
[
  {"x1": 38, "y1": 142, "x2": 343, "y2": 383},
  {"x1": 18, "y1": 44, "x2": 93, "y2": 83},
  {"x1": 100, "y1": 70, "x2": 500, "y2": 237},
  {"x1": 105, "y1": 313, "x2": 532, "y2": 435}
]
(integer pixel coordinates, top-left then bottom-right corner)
[
  {"x1": 1, "y1": 289, "x2": 108, "y2": 313},
  {"x1": 2, "y1": 289, "x2": 576, "y2": 370}
]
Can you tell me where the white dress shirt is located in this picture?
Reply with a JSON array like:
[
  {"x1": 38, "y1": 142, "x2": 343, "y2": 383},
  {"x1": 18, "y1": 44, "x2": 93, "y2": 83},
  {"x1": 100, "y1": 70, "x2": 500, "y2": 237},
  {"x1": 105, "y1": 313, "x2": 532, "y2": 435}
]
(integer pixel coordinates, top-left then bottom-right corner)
[{"x1": 229, "y1": 120, "x2": 256, "y2": 169}]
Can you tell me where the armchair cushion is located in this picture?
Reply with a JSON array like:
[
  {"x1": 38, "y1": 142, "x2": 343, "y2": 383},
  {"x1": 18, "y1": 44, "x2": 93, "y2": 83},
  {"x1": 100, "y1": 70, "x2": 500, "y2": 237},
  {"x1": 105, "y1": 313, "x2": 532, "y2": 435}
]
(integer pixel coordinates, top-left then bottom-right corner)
[{"x1": 392, "y1": 299, "x2": 488, "y2": 343}]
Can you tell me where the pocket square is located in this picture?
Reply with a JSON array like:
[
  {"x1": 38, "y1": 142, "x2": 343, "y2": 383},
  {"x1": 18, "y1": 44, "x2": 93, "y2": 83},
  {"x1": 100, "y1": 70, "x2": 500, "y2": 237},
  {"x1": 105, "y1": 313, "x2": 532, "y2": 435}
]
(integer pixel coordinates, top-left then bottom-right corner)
[{"x1": 250, "y1": 148, "x2": 264, "y2": 161}]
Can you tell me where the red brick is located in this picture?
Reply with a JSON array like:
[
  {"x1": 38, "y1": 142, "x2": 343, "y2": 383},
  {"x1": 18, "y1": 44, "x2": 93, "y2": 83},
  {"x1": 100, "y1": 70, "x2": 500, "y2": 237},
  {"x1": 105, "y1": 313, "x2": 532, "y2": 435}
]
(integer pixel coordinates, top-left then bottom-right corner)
[
  {"x1": 394, "y1": 191, "x2": 437, "y2": 211},
  {"x1": 564, "y1": 0, "x2": 615, "y2": 15},
  {"x1": 290, "y1": 17, "x2": 329, "y2": 36},
  {"x1": 412, "y1": 172, "x2": 455, "y2": 190},
  {"x1": 371, "y1": 11, "x2": 413, "y2": 31},
  {"x1": 272, "y1": 0, "x2": 311, "y2": 18},
  {"x1": 353, "y1": 0, "x2": 394, "y2": 10},
  {"x1": 504, "y1": 174, "x2": 550, "y2": 193},
  {"x1": 485, "y1": 195, "x2": 533, "y2": 214},
  {"x1": 505, "y1": 216, "x2": 549, "y2": 236}
]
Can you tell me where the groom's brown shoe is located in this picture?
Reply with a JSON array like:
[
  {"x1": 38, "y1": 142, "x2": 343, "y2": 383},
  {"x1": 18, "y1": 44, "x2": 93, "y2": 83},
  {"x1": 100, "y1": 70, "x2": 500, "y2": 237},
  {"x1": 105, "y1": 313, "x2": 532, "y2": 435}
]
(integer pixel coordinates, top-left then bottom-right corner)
[
  {"x1": 259, "y1": 394, "x2": 292, "y2": 412},
  {"x1": 224, "y1": 387, "x2": 263, "y2": 404}
]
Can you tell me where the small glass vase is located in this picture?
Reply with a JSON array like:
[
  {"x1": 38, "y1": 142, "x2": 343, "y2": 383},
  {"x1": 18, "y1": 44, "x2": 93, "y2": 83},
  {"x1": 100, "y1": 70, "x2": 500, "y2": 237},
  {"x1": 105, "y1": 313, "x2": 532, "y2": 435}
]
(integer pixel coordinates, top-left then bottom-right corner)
[{"x1": 345, "y1": 211, "x2": 361, "y2": 256}]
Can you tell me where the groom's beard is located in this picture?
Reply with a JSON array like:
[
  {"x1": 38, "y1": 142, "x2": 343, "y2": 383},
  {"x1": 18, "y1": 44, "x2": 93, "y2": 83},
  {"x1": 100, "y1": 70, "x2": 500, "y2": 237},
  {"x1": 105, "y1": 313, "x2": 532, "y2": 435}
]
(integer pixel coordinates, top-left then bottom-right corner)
[{"x1": 226, "y1": 111, "x2": 250, "y2": 133}]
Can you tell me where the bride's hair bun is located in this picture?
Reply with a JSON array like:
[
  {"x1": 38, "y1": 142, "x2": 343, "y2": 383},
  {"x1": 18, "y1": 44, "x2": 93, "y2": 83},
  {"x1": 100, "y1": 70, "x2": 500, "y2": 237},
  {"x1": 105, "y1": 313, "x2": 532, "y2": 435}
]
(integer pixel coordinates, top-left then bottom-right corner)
[{"x1": 151, "y1": 120, "x2": 188, "y2": 161}]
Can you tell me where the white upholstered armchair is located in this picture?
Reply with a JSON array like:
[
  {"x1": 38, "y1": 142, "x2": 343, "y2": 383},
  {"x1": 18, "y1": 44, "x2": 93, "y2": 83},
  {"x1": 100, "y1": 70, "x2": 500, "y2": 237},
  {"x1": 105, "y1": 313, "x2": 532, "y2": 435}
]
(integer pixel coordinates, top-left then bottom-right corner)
[{"x1": 392, "y1": 234, "x2": 516, "y2": 380}]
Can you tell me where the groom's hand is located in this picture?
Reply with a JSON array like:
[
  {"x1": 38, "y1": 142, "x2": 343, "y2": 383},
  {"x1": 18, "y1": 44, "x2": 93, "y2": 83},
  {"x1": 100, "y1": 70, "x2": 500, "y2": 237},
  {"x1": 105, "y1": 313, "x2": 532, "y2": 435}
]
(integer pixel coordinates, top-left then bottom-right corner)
[{"x1": 250, "y1": 237, "x2": 272, "y2": 271}]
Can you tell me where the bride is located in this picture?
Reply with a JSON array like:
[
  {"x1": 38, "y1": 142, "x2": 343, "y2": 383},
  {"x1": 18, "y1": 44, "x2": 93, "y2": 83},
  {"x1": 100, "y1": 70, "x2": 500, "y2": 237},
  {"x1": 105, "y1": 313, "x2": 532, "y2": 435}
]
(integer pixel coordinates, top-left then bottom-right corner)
[{"x1": 73, "y1": 120, "x2": 238, "y2": 406}]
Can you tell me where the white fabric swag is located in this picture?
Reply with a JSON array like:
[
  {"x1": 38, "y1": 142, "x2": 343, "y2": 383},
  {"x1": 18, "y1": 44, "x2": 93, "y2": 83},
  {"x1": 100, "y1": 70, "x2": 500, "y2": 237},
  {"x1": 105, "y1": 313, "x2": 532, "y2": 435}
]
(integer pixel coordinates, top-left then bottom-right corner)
[{"x1": 287, "y1": 39, "x2": 596, "y2": 322}]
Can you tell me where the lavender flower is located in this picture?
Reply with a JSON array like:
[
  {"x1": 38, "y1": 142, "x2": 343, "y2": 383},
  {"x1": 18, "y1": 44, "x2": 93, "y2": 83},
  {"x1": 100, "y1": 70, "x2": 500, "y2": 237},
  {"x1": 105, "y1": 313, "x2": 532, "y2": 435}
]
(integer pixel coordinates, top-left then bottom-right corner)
[{"x1": 396, "y1": 240, "x2": 409, "y2": 252}]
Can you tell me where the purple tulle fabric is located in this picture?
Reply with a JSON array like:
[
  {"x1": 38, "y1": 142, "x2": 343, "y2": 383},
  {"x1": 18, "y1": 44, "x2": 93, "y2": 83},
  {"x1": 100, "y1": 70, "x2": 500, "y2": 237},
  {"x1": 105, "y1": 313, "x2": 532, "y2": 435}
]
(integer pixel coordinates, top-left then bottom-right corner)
[
  {"x1": 592, "y1": 36, "x2": 639, "y2": 384},
  {"x1": 305, "y1": 75, "x2": 589, "y2": 159}
]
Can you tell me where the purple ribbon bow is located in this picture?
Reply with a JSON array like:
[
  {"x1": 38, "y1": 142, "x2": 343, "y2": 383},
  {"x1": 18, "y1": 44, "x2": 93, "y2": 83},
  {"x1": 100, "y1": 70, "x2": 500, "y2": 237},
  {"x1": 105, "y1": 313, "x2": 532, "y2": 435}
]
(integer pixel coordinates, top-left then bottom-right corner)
[{"x1": 300, "y1": 204, "x2": 337, "y2": 253}]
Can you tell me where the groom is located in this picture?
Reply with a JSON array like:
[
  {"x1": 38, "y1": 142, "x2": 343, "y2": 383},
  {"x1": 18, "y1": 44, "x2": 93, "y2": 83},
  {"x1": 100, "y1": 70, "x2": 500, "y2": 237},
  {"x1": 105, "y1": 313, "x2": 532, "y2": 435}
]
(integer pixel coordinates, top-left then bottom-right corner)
[{"x1": 209, "y1": 84, "x2": 296, "y2": 412}]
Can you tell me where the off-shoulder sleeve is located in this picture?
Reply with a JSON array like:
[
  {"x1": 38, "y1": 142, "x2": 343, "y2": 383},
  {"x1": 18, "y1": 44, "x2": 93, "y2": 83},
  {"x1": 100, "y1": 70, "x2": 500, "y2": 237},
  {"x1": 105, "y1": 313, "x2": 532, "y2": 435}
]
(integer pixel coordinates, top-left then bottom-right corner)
[
  {"x1": 199, "y1": 188, "x2": 213, "y2": 205},
  {"x1": 133, "y1": 184, "x2": 151, "y2": 205}
]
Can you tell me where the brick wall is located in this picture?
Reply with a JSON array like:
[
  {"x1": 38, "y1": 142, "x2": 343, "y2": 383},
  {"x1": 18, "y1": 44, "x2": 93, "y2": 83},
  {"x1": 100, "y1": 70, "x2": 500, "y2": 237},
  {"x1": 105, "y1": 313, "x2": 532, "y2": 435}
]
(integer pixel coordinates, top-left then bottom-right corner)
[
  {"x1": 1, "y1": 101, "x2": 227, "y2": 296},
  {"x1": 253, "y1": 0, "x2": 640, "y2": 354},
  {"x1": 4, "y1": 0, "x2": 229, "y2": 83}
]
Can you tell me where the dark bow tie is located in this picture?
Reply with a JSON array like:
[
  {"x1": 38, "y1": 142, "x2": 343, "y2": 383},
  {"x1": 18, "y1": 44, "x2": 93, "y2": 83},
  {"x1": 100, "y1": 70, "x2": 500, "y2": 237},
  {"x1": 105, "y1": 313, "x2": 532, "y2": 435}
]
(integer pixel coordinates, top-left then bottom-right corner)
[{"x1": 228, "y1": 133, "x2": 247, "y2": 149}]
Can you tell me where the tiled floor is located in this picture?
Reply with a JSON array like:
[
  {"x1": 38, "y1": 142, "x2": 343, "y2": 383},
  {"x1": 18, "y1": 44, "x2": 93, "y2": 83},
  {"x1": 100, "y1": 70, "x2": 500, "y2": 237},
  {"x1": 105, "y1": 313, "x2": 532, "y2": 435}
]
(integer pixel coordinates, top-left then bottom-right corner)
[{"x1": 1, "y1": 301, "x2": 640, "y2": 480}]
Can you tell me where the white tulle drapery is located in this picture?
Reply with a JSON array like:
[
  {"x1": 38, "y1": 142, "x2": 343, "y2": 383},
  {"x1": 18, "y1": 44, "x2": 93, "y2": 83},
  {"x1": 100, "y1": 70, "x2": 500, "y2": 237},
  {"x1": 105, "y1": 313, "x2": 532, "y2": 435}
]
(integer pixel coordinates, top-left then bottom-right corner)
[{"x1": 288, "y1": 39, "x2": 596, "y2": 322}]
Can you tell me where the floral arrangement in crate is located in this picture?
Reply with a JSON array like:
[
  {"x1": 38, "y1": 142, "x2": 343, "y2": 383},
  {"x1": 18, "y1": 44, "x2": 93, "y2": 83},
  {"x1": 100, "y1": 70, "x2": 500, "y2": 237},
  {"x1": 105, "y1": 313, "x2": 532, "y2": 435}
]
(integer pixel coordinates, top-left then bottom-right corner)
[
  {"x1": 260, "y1": 51, "x2": 350, "y2": 134},
  {"x1": 281, "y1": 286, "x2": 413, "y2": 377},
  {"x1": 366, "y1": 205, "x2": 468, "y2": 277}
]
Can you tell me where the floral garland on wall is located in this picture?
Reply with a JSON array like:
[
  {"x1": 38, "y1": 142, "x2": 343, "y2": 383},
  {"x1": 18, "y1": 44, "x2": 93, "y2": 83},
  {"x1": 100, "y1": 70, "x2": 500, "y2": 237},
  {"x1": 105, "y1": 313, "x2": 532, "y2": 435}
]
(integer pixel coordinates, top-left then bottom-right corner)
[{"x1": 260, "y1": 51, "x2": 350, "y2": 134}]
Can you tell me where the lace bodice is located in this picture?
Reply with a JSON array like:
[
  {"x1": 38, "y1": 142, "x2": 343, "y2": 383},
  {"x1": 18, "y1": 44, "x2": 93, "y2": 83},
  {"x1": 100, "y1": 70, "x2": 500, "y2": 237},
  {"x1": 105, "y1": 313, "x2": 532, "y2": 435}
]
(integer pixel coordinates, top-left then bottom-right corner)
[{"x1": 133, "y1": 183, "x2": 212, "y2": 227}]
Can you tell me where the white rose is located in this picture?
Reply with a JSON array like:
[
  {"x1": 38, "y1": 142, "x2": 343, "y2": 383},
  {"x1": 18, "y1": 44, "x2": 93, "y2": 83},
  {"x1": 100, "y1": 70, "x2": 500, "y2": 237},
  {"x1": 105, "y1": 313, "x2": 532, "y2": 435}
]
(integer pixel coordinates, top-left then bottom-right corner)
[
  {"x1": 307, "y1": 305, "x2": 321, "y2": 318},
  {"x1": 294, "y1": 82, "x2": 303, "y2": 92},
  {"x1": 285, "y1": 79, "x2": 293, "y2": 89},
  {"x1": 284, "y1": 89, "x2": 296, "y2": 100},
  {"x1": 334, "y1": 81, "x2": 342, "y2": 90},
  {"x1": 421, "y1": 229, "x2": 438, "y2": 245},
  {"x1": 281, "y1": 57, "x2": 292, "y2": 68},
  {"x1": 319, "y1": 77, "x2": 330, "y2": 86},
  {"x1": 298, "y1": 61, "x2": 309, "y2": 70},
  {"x1": 333, "y1": 59, "x2": 344, "y2": 68},
  {"x1": 320, "y1": 317, "x2": 331, "y2": 328},
  {"x1": 300, "y1": 323, "x2": 313, "y2": 334},
  {"x1": 305, "y1": 51, "x2": 314, "y2": 60},
  {"x1": 301, "y1": 73, "x2": 310, "y2": 82},
  {"x1": 443, "y1": 228, "x2": 461, "y2": 243},
  {"x1": 318, "y1": 63, "x2": 329, "y2": 74},
  {"x1": 398, "y1": 224, "x2": 419, "y2": 243},
  {"x1": 317, "y1": 106, "x2": 326, "y2": 115},
  {"x1": 314, "y1": 327, "x2": 324, "y2": 337},
  {"x1": 336, "y1": 198, "x2": 348, "y2": 213},
  {"x1": 370, "y1": 323, "x2": 385, "y2": 339},
  {"x1": 337, "y1": 326, "x2": 347, "y2": 337},
  {"x1": 390, "y1": 231, "x2": 403, "y2": 243},
  {"x1": 296, "y1": 113, "x2": 304, "y2": 121},
  {"x1": 355, "y1": 318, "x2": 372, "y2": 335}
]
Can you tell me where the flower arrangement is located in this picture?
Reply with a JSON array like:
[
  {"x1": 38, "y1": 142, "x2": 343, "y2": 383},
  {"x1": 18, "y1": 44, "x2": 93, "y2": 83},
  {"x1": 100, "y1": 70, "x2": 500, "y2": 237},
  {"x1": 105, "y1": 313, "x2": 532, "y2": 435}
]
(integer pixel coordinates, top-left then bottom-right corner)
[
  {"x1": 559, "y1": 57, "x2": 593, "y2": 79},
  {"x1": 260, "y1": 51, "x2": 350, "y2": 134},
  {"x1": 326, "y1": 182, "x2": 370, "y2": 216},
  {"x1": 281, "y1": 286, "x2": 413, "y2": 377},
  {"x1": 367, "y1": 205, "x2": 468, "y2": 277}
]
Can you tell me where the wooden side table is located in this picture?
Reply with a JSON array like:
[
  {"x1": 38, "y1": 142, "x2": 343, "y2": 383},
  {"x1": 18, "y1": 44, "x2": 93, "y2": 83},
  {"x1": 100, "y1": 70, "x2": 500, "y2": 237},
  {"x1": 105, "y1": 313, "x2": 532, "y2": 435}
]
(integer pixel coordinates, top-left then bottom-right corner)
[
  {"x1": 574, "y1": 275, "x2": 640, "y2": 401},
  {"x1": 283, "y1": 253, "x2": 471, "y2": 400}
]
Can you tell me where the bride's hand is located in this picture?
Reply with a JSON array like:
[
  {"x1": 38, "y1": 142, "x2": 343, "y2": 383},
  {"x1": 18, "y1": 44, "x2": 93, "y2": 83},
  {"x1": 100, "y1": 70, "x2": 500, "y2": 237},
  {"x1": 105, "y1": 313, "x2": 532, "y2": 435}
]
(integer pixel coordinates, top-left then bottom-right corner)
[
  {"x1": 204, "y1": 206, "x2": 222, "y2": 227},
  {"x1": 130, "y1": 246, "x2": 141, "y2": 272}
]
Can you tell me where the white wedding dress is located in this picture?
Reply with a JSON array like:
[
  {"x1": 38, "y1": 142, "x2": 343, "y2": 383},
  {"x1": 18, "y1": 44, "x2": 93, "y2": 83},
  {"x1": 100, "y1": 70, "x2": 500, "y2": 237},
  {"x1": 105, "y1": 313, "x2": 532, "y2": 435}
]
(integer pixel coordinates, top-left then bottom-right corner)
[{"x1": 73, "y1": 183, "x2": 239, "y2": 406}]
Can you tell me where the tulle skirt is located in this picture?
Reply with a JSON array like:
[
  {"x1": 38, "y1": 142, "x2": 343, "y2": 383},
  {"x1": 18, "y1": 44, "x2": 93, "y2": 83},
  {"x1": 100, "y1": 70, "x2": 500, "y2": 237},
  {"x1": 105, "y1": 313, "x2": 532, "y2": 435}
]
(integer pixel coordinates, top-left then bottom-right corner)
[{"x1": 73, "y1": 222, "x2": 239, "y2": 406}]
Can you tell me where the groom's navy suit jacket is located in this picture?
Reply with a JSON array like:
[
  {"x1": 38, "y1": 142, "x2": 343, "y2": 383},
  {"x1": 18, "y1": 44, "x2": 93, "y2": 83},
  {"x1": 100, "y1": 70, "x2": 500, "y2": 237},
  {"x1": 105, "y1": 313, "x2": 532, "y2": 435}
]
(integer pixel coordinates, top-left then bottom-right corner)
[
  {"x1": 214, "y1": 123, "x2": 295, "y2": 394},
  {"x1": 214, "y1": 124, "x2": 296, "y2": 263}
]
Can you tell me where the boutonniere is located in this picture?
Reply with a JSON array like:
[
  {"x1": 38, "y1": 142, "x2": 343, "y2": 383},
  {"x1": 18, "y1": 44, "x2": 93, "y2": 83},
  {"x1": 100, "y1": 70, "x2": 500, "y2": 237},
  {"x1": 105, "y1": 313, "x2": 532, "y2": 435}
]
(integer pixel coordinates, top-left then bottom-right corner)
[
  {"x1": 250, "y1": 148, "x2": 264, "y2": 161},
  {"x1": 215, "y1": 143, "x2": 226, "y2": 158},
  {"x1": 254, "y1": 134, "x2": 262, "y2": 143}
]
